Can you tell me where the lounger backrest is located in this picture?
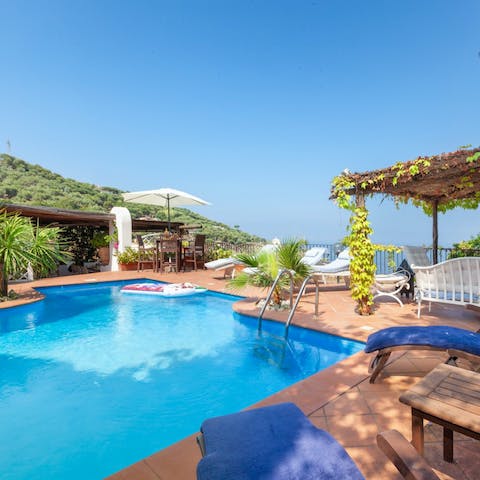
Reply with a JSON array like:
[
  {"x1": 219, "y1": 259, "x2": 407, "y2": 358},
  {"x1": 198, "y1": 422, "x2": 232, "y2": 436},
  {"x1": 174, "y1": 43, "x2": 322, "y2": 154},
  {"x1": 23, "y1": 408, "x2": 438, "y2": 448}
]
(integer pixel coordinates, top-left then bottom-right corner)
[
  {"x1": 301, "y1": 247, "x2": 327, "y2": 266},
  {"x1": 258, "y1": 244, "x2": 277, "y2": 254},
  {"x1": 403, "y1": 245, "x2": 431, "y2": 268}
]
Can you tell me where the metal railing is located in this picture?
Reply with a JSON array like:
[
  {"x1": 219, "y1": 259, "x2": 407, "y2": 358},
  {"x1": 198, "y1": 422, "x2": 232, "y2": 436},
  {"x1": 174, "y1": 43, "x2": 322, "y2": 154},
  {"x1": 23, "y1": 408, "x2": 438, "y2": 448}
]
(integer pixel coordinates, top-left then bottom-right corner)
[
  {"x1": 205, "y1": 241, "x2": 480, "y2": 273},
  {"x1": 205, "y1": 241, "x2": 263, "y2": 257}
]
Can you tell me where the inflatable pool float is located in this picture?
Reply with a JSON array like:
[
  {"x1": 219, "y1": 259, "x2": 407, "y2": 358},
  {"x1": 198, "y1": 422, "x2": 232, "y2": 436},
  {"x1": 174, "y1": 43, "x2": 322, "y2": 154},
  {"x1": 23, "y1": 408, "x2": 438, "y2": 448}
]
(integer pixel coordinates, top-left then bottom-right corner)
[{"x1": 121, "y1": 282, "x2": 208, "y2": 297}]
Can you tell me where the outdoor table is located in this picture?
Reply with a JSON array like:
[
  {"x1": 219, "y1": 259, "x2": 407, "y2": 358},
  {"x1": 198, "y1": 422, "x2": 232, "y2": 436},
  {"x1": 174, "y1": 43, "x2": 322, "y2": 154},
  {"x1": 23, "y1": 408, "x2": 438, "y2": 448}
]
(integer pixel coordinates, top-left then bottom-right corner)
[
  {"x1": 154, "y1": 237, "x2": 182, "y2": 272},
  {"x1": 399, "y1": 363, "x2": 480, "y2": 462}
]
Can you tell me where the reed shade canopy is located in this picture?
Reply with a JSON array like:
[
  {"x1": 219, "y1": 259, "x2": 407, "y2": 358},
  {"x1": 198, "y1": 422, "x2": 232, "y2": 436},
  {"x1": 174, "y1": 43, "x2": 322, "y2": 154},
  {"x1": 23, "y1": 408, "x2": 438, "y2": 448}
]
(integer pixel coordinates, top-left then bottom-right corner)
[
  {"x1": 330, "y1": 147, "x2": 480, "y2": 263},
  {"x1": 122, "y1": 188, "x2": 211, "y2": 231}
]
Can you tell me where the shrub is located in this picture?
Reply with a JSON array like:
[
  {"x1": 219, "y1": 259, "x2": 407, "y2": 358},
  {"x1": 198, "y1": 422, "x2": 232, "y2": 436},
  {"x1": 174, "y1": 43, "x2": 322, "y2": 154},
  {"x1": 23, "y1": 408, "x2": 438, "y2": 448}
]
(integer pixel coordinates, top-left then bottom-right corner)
[
  {"x1": 449, "y1": 234, "x2": 480, "y2": 258},
  {"x1": 91, "y1": 231, "x2": 110, "y2": 248},
  {"x1": 205, "y1": 246, "x2": 233, "y2": 262},
  {"x1": 116, "y1": 247, "x2": 140, "y2": 264}
]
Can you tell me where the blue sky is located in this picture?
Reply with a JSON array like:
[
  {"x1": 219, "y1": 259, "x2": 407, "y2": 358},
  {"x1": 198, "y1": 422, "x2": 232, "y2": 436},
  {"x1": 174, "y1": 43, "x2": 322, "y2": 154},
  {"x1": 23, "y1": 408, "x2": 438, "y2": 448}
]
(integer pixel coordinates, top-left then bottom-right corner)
[{"x1": 1, "y1": 1, "x2": 479, "y2": 246}]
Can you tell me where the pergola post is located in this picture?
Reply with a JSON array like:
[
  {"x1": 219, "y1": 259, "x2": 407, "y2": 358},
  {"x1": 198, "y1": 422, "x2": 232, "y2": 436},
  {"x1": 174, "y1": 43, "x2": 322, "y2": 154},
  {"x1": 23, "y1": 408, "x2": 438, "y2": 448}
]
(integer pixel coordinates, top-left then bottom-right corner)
[
  {"x1": 356, "y1": 193, "x2": 365, "y2": 208},
  {"x1": 432, "y1": 199, "x2": 438, "y2": 264}
]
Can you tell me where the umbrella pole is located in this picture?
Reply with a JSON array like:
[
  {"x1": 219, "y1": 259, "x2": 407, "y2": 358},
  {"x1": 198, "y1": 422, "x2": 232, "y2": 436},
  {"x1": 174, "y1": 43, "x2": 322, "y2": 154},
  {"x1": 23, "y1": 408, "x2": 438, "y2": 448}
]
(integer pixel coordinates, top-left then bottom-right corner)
[{"x1": 167, "y1": 196, "x2": 171, "y2": 232}]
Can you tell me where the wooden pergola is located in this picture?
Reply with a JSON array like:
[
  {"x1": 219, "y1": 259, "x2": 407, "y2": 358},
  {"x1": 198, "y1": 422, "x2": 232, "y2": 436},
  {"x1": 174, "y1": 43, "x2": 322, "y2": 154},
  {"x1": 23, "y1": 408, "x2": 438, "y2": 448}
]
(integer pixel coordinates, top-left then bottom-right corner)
[
  {"x1": 330, "y1": 147, "x2": 480, "y2": 263},
  {"x1": 2, "y1": 203, "x2": 184, "y2": 232}
]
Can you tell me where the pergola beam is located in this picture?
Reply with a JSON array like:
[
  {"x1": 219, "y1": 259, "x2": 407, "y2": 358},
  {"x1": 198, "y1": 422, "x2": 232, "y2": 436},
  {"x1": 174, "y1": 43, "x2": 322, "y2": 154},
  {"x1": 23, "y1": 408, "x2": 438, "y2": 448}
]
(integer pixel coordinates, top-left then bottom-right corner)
[{"x1": 331, "y1": 147, "x2": 480, "y2": 262}]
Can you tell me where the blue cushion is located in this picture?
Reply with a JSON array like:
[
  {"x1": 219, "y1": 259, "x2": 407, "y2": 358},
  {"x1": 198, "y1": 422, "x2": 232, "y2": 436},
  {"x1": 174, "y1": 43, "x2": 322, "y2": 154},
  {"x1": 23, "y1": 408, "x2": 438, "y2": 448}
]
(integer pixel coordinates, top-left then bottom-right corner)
[
  {"x1": 365, "y1": 326, "x2": 480, "y2": 355},
  {"x1": 197, "y1": 402, "x2": 364, "y2": 480}
]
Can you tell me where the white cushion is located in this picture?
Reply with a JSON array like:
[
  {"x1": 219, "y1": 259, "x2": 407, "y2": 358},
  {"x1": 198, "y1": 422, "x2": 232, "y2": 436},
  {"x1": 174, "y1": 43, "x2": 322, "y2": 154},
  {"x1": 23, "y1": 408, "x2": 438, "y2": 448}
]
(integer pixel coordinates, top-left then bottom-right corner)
[
  {"x1": 205, "y1": 258, "x2": 239, "y2": 270},
  {"x1": 375, "y1": 273, "x2": 408, "y2": 283},
  {"x1": 301, "y1": 247, "x2": 327, "y2": 266},
  {"x1": 338, "y1": 248, "x2": 350, "y2": 260},
  {"x1": 258, "y1": 244, "x2": 277, "y2": 254},
  {"x1": 312, "y1": 258, "x2": 350, "y2": 273}
]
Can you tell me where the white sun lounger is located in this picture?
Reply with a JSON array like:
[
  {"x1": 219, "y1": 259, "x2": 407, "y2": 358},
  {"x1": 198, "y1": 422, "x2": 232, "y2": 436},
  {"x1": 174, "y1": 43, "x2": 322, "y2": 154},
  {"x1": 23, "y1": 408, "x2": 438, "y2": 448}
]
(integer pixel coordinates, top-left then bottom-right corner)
[
  {"x1": 300, "y1": 247, "x2": 328, "y2": 266},
  {"x1": 242, "y1": 246, "x2": 328, "y2": 276},
  {"x1": 205, "y1": 244, "x2": 279, "y2": 278},
  {"x1": 207, "y1": 245, "x2": 329, "y2": 279},
  {"x1": 205, "y1": 257, "x2": 242, "y2": 278},
  {"x1": 310, "y1": 248, "x2": 351, "y2": 285}
]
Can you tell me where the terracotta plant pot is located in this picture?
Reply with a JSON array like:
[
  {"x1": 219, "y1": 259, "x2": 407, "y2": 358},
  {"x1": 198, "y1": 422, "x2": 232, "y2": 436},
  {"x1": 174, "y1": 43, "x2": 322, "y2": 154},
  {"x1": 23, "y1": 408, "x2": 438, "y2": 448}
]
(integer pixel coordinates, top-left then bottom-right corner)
[
  {"x1": 119, "y1": 262, "x2": 137, "y2": 271},
  {"x1": 97, "y1": 246, "x2": 110, "y2": 266}
]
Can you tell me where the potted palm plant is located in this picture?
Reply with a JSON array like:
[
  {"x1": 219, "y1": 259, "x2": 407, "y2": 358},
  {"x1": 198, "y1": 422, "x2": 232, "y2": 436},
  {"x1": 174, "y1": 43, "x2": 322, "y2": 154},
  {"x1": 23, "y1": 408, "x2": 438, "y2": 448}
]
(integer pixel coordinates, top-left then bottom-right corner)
[
  {"x1": 227, "y1": 239, "x2": 311, "y2": 309},
  {"x1": 0, "y1": 211, "x2": 71, "y2": 299}
]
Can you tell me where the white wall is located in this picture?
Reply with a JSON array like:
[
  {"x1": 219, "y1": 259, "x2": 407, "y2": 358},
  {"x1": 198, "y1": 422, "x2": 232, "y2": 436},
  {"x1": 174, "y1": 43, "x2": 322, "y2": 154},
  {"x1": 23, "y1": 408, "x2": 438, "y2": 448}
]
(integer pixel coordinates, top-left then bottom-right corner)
[{"x1": 104, "y1": 207, "x2": 132, "y2": 272}]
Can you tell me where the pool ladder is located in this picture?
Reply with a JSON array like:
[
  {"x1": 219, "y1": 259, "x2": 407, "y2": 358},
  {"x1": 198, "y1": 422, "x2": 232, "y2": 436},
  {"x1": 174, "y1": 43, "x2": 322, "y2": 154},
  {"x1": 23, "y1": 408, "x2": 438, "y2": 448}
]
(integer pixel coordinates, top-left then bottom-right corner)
[{"x1": 258, "y1": 270, "x2": 323, "y2": 338}]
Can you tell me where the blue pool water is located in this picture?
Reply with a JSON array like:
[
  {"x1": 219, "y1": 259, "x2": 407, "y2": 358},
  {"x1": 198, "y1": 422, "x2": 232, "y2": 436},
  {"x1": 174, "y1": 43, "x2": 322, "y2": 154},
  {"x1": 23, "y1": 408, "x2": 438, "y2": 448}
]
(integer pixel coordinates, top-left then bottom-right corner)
[{"x1": 0, "y1": 280, "x2": 364, "y2": 479}]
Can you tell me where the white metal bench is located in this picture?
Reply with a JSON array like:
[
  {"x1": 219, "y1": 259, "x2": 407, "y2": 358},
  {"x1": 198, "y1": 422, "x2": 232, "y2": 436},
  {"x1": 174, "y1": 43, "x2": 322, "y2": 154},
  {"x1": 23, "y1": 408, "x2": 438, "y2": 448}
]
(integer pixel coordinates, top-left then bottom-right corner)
[{"x1": 412, "y1": 257, "x2": 480, "y2": 317}]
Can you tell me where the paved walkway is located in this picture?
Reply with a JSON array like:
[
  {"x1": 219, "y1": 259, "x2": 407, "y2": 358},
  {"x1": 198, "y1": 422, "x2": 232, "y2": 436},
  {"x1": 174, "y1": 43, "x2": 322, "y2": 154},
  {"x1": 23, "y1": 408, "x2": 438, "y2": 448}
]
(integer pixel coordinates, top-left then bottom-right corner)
[{"x1": 5, "y1": 269, "x2": 480, "y2": 479}]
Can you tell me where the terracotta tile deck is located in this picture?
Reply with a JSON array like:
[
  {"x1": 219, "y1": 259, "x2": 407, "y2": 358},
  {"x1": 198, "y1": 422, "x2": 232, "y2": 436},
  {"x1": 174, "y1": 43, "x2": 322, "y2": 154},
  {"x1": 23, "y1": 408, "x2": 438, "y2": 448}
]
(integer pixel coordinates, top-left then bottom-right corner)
[{"x1": 5, "y1": 269, "x2": 480, "y2": 479}]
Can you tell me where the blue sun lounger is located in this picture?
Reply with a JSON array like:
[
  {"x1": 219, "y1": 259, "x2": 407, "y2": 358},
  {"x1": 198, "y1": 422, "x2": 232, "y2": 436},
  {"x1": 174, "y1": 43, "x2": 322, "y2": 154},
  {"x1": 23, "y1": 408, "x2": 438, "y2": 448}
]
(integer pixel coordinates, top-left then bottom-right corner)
[
  {"x1": 365, "y1": 325, "x2": 480, "y2": 383},
  {"x1": 196, "y1": 402, "x2": 365, "y2": 480}
]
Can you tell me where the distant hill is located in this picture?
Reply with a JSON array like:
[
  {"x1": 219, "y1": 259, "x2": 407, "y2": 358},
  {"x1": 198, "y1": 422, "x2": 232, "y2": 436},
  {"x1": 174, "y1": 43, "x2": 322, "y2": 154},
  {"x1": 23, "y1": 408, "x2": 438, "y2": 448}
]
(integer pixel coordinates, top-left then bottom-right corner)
[{"x1": 0, "y1": 154, "x2": 264, "y2": 244}]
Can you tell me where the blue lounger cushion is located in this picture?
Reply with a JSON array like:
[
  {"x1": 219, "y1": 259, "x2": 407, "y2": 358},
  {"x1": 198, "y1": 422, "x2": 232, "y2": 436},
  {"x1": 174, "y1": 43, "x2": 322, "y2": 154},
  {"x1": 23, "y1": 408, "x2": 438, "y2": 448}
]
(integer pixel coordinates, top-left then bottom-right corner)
[
  {"x1": 197, "y1": 402, "x2": 364, "y2": 480},
  {"x1": 365, "y1": 326, "x2": 480, "y2": 356}
]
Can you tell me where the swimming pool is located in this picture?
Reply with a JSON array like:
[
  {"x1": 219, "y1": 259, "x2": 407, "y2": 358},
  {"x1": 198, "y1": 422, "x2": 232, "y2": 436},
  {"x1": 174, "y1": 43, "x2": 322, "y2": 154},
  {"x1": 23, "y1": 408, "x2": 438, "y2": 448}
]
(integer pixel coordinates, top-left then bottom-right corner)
[{"x1": 0, "y1": 280, "x2": 364, "y2": 479}]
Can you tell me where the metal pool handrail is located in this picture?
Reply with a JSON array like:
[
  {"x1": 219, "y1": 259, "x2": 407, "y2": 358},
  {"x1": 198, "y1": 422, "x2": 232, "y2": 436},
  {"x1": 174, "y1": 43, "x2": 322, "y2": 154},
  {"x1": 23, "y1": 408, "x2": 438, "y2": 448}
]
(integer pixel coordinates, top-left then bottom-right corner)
[
  {"x1": 284, "y1": 273, "x2": 322, "y2": 338},
  {"x1": 257, "y1": 269, "x2": 295, "y2": 332}
]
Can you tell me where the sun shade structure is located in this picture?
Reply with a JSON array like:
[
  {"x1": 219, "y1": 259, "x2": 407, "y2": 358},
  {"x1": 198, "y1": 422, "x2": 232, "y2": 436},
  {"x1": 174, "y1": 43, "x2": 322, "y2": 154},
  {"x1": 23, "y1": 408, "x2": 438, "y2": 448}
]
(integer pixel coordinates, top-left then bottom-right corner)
[
  {"x1": 1, "y1": 203, "x2": 183, "y2": 232},
  {"x1": 331, "y1": 147, "x2": 480, "y2": 263},
  {"x1": 123, "y1": 188, "x2": 211, "y2": 231}
]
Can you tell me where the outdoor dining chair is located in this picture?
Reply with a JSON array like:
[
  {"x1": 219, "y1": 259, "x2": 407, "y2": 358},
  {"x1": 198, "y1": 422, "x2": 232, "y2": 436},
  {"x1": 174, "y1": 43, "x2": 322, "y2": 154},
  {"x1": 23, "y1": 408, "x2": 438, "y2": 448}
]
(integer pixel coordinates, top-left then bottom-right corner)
[
  {"x1": 183, "y1": 234, "x2": 206, "y2": 271},
  {"x1": 136, "y1": 234, "x2": 155, "y2": 271}
]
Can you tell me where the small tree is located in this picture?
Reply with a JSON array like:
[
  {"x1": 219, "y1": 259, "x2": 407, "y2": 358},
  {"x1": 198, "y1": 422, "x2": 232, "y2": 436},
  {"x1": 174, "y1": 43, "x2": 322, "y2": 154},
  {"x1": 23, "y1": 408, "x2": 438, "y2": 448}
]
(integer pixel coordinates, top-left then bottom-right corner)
[
  {"x1": 227, "y1": 239, "x2": 311, "y2": 307},
  {"x1": 0, "y1": 211, "x2": 71, "y2": 297}
]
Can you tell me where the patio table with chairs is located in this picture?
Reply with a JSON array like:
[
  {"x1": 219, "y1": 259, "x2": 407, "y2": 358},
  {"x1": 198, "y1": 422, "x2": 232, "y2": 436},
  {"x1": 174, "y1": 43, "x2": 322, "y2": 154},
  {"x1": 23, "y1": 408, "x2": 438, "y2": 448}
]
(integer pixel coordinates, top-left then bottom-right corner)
[{"x1": 142, "y1": 232, "x2": 206, "y2": 273}]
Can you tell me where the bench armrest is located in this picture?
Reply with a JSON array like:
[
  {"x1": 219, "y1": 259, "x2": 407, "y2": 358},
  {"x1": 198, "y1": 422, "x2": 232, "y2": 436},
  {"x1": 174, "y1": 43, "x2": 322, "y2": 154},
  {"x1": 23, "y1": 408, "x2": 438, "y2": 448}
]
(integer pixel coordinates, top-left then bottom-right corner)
[{"x1": 377, "y1": 430, "x2": 440, "y2": 480}]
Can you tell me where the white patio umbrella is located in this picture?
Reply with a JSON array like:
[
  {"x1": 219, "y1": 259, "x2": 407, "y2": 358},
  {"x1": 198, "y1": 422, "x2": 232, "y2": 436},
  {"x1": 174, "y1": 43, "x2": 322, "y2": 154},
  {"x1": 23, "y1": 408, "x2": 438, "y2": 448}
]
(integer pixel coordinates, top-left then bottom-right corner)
[{"x1": 122, "y1": 187, "x2": 211, "y2": 230}]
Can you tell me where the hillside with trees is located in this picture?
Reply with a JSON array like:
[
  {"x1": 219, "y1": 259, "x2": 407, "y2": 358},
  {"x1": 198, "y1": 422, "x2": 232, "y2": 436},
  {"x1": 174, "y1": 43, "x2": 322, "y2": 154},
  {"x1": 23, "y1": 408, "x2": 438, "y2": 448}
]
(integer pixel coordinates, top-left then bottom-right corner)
[{"x1": 0, "y1": 154, "x2": 264, "y2": 244}]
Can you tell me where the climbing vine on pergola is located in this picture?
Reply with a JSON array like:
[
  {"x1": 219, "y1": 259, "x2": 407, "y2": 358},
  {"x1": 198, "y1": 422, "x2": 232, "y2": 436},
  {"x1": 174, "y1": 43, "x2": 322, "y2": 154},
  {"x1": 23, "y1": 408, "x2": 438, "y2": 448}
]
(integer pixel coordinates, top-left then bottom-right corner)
[{"x1": 330, "y1": 146, "x2": 480, "y2": 315}]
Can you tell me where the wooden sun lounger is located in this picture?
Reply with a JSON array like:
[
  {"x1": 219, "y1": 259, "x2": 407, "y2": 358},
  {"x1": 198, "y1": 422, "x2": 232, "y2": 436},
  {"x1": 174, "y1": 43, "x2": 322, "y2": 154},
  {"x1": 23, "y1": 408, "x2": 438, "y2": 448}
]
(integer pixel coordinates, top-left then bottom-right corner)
[
  {"x1": 196, "y1": 403, "x2": 443, "y2": 480},
  {"x1": 377, "y1": 430, "x2": 441, "y2": 480},
  {"x1": 366, "y1": 326, "x2": 480, "y2": 383}
]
